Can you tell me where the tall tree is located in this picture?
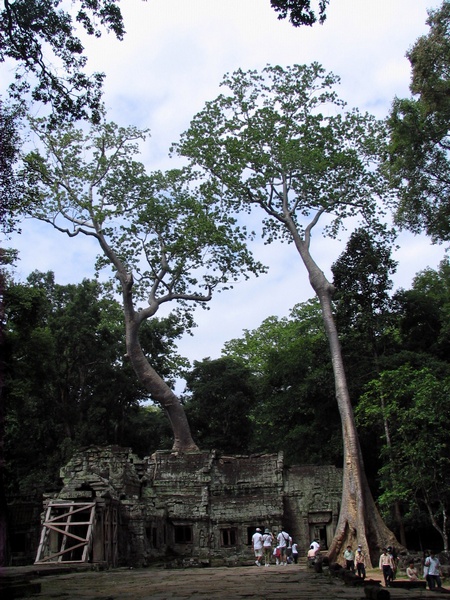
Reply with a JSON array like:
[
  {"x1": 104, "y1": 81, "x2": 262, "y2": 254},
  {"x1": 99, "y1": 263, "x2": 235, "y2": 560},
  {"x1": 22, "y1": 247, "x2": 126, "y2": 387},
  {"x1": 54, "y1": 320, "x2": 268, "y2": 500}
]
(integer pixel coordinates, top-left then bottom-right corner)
[
  {"x1": 21, "y1": 117, "x2": 264, "y2": 452},
  {"x1": 331, "y1": 230, "x2": 408, "y2": 544},
  {"x1": 387, "y1": 1, "x2": 450, "y2": 242},
  {"x1": 331, "y1": 228, "x2": 398, "y2": 402},
  {"x1": 174, "y1": 63, "x2": 398, "y2": 564}
]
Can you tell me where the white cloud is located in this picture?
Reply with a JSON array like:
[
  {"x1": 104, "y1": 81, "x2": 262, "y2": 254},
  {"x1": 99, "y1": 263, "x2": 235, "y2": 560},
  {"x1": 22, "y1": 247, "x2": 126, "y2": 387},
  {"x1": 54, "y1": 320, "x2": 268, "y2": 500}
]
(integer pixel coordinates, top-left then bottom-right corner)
[{"x1": 4, "y1": 0, "x2": 447, "y2": 374}]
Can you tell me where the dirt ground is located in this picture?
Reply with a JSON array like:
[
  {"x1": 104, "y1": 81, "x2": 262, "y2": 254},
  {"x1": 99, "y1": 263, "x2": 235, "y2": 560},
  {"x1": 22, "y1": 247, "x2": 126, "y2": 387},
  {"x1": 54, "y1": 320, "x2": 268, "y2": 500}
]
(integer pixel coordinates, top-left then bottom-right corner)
[{"x1": 3, "y1": 563, "x2": 449, "y2": 600}]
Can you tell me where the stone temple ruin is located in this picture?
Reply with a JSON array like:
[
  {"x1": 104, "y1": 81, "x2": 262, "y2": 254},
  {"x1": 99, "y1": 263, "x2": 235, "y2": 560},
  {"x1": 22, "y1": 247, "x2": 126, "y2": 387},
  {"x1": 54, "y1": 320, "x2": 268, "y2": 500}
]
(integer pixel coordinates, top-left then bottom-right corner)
[{"x1": 32, "y1": 445, "x2": 342, "y2": 568}]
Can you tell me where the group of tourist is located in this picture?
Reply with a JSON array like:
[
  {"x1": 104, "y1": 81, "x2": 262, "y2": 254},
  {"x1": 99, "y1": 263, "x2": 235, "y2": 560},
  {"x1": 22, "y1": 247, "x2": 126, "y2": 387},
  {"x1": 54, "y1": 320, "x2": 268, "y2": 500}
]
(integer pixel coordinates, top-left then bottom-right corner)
[
  {"x1": 251, "y1": 527, "x2": 299, "y2": 567},
  {"x1": 344, "y1": 543, "x2": 444, "y2": 590},
  {"x1": 379, "y1": 547, "x2": 444, "y2": 590},
  {"x1": 253, "y1": 529, "x2": 444, "y2": 590}
]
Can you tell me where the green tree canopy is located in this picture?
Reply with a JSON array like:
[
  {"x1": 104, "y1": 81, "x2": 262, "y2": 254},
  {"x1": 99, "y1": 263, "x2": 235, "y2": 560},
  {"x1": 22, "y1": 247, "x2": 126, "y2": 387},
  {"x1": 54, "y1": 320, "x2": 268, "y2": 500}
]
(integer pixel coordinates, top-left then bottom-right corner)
[
  {"x1": 270, "y1": 0, "x2": 330, "y2": 26},
  {"x1": 0, "y1": 0, "x2": 124, "y2": 122},
  {"x1": 387, "y1": 1, "x2": 450, "y2": 242},
  {"x1": 0, "y1": 100, "x2": 25, "y2": 233},
  {"x1": 174, "y1": 61, "x2": 397, "y2": 563},
  {"x1": 3, "y1": 272, "x2": 180, "y2": 496},
  {"x1": 357, "y1": 365, "x2": 450, "y2": 551},
  {"x1": 183, "y1": 357, "x2": 257, "y2": 454},
  {"x1": 331, "y1": 228, "x2": 398, "y2": 396},
  {"x1": 392, "y1": 257, "x2": 450, "y2": 361},
  {"x1": 21, "y1": 116, "x2": 265, "y2": 450}
]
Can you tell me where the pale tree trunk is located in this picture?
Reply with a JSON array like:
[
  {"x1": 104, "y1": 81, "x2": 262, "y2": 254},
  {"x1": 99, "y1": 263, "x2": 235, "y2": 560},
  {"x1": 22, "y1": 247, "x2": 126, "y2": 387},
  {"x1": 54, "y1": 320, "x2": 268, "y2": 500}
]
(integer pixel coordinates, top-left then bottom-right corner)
[
  {"x1": 0, "y1": 269, "x2": 11, "y2": 566},
  {"x1": 424, "y1": 497, "x2": 448, "y2": 552},
  {"x1": 380, "y1": 393, "x2": 407, "y2": 547},
  {"x1": 287, "y1": 217, "x2": 399, "y2": 567},
  {"x1": 120, "y1": 272, "x2": 198, "y2": 452},
  {"x1": 98, "y1": 236, "x2": 198, "y2": 453}
]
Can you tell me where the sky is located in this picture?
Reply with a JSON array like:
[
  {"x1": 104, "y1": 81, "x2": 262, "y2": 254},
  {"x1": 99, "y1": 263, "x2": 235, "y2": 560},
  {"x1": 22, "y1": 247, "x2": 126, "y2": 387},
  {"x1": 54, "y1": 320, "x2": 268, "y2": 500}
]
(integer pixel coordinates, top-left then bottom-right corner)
[{"x1": 4, "y1": 0, "x2": 448, "y2": 386}]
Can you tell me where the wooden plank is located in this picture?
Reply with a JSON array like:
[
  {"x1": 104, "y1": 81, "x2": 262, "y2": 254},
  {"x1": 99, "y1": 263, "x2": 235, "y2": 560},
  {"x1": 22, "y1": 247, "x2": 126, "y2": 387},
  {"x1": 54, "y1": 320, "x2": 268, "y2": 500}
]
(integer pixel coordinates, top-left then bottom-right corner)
[
  {"x1": 35, "y1": 501, "x2": 97, "y2": 564},
  {"x1": 36, "y1": 541, "x2": 89, "y2": 563},
  {"x1": 82, "y1": 503, "x2": 95, "y2": 562},
  {"x1": 46, "y1": 503, "x2": 95, "y2": 522},
  {"x1": 58, "y1": 504, "x2": 73, "y2": 561},
  {"x1": 34, "y1": 504, "x2": 53, "y2": 563}
]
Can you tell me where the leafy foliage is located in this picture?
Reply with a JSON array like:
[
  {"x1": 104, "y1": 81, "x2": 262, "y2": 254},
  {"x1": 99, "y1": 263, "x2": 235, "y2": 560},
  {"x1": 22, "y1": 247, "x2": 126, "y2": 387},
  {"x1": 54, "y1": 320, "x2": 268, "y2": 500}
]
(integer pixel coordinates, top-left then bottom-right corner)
[
  {"x1": 23, "y1": 117, "x2": 264, "y2": 316},
  {"x1": 392, "y1": 258, "x2": 450, "y2": 361},
  {"x1": 387, "y1": 1, "x2": 450, "y2": 242},
  {"x1": 0, "y1": 100, "x2": 24, "y2": 233},
  {"x1": 3, "y1": 272, "x2": 179, "y2": 496},
  {"x1": 183, "y1": 357, "x2": 257, "y2": 454},
  {"x1": 224, "y1": 300, "x2": 341, "y2": 465},
  {"x1": 357, "y1": 365, "x2": 450, "y2": 549},
  {"x1": 270, "y1": 0, "x2": 330, "y2": 26},
  {"x1": 175, "y1": 63, "x2": 390, "y2": 239},
  {"x1": 0, "y1": 0, "x2": 124, "y2": 122},
  {"x1": 331, "y1": 228, "x2": 398, "y2": 398}
]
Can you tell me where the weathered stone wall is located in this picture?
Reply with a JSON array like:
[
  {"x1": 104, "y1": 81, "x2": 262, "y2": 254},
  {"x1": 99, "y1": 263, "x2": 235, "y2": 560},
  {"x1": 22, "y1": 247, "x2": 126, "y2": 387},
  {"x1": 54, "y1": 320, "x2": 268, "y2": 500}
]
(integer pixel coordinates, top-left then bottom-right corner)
[
  {"x1": 33, "y1": 445, "x2": 342, "y2": 567},
  {"x1": 284, "y1": 465, "x2": 342, "y2": 555}
]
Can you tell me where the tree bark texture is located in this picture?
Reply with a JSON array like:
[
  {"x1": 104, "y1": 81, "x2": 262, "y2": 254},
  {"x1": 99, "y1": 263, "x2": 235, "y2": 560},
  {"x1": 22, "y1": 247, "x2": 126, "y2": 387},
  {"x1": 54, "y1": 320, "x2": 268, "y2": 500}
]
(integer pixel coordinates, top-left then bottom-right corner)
[
  {"x1": 98, "y1": 234, "x2": 199, "y2": 453},
  {"x1": 289, "y1": 225, "x2": 399, "y2": 566}
]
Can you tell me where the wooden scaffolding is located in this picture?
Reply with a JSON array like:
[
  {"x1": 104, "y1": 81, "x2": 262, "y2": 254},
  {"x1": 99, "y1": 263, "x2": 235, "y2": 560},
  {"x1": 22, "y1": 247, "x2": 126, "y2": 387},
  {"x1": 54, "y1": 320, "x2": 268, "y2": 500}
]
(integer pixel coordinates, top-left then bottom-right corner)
[{"x1": 34, "y1": 498, "x2": 119, "y2": 566}]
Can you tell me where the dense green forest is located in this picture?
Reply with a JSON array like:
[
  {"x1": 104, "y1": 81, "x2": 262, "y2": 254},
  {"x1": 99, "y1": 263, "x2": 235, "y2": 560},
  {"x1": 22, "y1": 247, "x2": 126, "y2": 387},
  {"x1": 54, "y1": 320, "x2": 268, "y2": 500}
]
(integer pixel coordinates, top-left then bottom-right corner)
[
  {"x1": 2, "y1": 0, "x2": 450, "y2": 560},
  {"x1": 4, "y1": 246, "x2": 450, "y2": 548}
]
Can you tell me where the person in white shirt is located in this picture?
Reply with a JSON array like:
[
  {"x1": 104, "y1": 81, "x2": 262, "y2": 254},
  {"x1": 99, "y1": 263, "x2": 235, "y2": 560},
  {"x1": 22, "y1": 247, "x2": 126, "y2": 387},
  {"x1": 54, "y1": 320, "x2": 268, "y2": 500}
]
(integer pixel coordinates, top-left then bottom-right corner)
[
  {"x1": 251, "y1": 528, "x2": 263, "y2": 567},
  {"x1": 291, "y1": 541, "x2": 299, "y2": 564},
  {"x1": 379, "y1": 548, "x2": 394, "y2": 587},
  {"x1": 262, "y1": 528, "x2": 273, "y2": 566},
  {"x1": 425, "y1": 551, "x2": 442, "y2": 590},
  {"x1": 343, "y1": 545, "x2": 355, "y2": 572},
  {"x1": 276, "y1": 528, "x2": 290, "y2": 566}
]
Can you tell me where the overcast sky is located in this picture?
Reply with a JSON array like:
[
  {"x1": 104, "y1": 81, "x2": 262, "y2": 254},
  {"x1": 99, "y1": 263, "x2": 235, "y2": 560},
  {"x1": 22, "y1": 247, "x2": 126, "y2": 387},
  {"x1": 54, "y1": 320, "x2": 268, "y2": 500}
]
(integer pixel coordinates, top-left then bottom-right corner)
[{"x1": 5, "y1": 0, "x2": 448, "y2": 382}]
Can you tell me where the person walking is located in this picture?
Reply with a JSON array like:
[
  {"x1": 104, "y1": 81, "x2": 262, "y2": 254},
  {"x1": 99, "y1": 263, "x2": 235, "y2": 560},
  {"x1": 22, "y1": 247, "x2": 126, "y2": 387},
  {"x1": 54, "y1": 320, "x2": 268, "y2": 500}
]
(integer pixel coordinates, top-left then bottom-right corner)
[
  {"x1": 291, "y1": 541, "x2": 299, "y2": 564},
  {"x1": 276, "y1": 528, "x2": 290, "y2": 566},
  {"x1": 251, "y1": 527, "x2": 263, "y2": 567},
  {"x1": 262, "y1": 528, "x2": 273, "y2": 567},
  {"x1": 379, "y1": 547, "x2": 394, "y2": 587}
]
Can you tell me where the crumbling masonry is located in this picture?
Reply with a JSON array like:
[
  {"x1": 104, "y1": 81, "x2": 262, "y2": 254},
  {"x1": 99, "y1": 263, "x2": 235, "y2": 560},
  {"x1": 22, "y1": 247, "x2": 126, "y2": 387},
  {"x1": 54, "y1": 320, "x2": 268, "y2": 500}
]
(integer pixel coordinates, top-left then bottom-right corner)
[{"x1": 34, "y1": 445, "x2": 342, "y2": 567}]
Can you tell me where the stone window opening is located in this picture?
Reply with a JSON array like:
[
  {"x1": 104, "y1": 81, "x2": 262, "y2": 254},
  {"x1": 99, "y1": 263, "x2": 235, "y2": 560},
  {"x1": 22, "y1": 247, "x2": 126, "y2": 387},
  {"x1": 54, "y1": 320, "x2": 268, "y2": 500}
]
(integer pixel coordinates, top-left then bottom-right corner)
[
  {"x1": 174, "y1": 524, "x2": 192, "y2": 544},
  {"x1": 145, "y1": 526, "x2": 158, "y2": 549},
  {"x1": 220, "y1": 527, "x2": 237, "y2": 547}
]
